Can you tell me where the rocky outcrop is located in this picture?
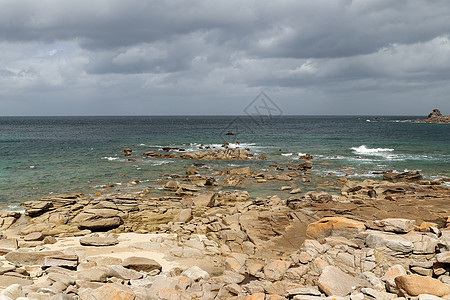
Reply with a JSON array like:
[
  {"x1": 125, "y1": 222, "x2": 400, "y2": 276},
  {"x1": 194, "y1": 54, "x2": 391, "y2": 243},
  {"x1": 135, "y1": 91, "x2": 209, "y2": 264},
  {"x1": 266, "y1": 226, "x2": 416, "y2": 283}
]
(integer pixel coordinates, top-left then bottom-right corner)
[
  {"x1": 414, "y1": 108, "x2": 450, "y2": 123},
  {"x1": 144, "y1": 147, "x2": 251, "y2": 160}
]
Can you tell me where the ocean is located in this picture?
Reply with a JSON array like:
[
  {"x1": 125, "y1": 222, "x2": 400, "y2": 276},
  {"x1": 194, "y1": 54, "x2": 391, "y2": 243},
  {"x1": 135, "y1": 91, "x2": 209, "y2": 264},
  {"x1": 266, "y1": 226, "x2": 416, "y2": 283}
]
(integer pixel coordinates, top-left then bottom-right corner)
[{"x1": 1, "y1": 116, "x2": 449, "y2": 210}]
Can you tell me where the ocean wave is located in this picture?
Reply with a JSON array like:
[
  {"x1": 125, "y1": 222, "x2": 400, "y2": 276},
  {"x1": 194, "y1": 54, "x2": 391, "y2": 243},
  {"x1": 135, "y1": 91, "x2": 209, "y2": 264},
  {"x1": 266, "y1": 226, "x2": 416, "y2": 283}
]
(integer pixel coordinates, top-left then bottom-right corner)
[
  {"x1": 351, "y1": 145, "x2": 394, "y2": 155},
  {"x1": 103, "y1": 156, "x2": 120, "y2": 161},
  {"x1": 281, "y1": 153, "x2": 293, "y2": 156}
]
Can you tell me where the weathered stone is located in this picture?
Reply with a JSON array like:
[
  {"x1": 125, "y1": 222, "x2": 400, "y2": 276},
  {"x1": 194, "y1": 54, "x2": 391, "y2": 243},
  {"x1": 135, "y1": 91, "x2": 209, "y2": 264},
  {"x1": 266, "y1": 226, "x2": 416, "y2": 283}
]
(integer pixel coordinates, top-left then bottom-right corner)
[
  {"x1": 75, "y1": 210, "x2": 122, "y2": 231},
  {"x1": 77, "y1": 266, "x2": 108, "y2": 282},
  {"x1": 79, "y1": 236, "x2": 119, "y2": 246},
  {"x1": 290, "y1": 188, "x2": 302, "y2": 194},
  {"x1": 0, "y1": 275, "x2": 33, "y2": 289},
  {"x1": 395, "y1": 274, "x2": 450, "y2": 297},
  {"x1": 5, "y1": 251, "x2": 64, "y2": 266},
  {"x1": 306, "y1": 217, "x2": 366, "y2": 241},
  {"x1": 0, "y1": 284, "x2": 25, "y2": 299},
  {"x1": 436, "y1": 251, "x2": 450, "y2": 263},
  {"x1": 306, "y1": 191, "x2": 332, "y2": 202},
  {"x1": 367, "y1": 218, "x2": 415, "y2": 233},
  {"x1": 122, "y1": 256, "x2": 162, "y2": 272},
  {"x1": 107, "y1": 265, "x2": 143, "y2": 280},
  {"x1": 0, "y1": 238, "x2": 18, "y2": 250},
  {"x1": 403, "y1": 231, "x2": 439, "y2": 254},
  {"x1": 182, "y1": 266, "x2": 210, "y2": 281},
  {"x1": 192, "y1": 191, "x2": 216, "y2": 207},
  {"x1": 44, "y1": 255, "x2": 79, "y2": 268},
  {"x1": 365, "y1": 231, "x2": 414, "y2": 255},
  {"x1": 89, "y1": 283, "x2": 135, "y2": 300},
  {"x1": 263, "y1": 260, "x2": 291, "y2": 281},
  {"x1": 173, "y1": 208, "x2": 193, "y2": 223},
  {"x1": 383, "y1": 170, "x2": 423, "y2": 183},
  {"x1": 23, "y1": 232, "x2": 45, "y2": 241},
  {"x1": 318, "y1": 266, "x2": 362, "y2": 297},
  {"x1": 225, "y1": 253, "x2": 247, "y2": 274}
]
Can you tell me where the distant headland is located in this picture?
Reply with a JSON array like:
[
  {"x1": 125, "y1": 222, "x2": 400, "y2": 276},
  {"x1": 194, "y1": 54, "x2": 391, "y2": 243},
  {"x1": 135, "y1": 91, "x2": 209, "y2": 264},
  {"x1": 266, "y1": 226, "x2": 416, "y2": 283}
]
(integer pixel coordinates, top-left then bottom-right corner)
[{"x1": 413, "y1": 108, "x2": 450, "y2": 123}]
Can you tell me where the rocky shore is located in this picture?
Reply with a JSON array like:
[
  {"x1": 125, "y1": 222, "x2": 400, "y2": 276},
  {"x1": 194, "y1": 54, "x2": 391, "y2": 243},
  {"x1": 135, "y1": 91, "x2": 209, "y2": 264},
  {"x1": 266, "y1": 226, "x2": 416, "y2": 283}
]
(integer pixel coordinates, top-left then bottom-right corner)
[
  {"x1": 1, "y1": 153, "x2": 449, "y2": 299},
  {"x1": 413, "y1": 109, "x2": 450, "y2": 123}
]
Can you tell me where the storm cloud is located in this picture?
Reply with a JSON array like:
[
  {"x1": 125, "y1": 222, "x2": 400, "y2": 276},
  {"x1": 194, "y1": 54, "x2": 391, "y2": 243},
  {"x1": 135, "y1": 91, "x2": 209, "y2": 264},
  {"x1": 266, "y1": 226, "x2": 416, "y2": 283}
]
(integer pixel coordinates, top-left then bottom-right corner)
[{"x1": 1, "y1": 0, "x2": 450, "y2": 115}]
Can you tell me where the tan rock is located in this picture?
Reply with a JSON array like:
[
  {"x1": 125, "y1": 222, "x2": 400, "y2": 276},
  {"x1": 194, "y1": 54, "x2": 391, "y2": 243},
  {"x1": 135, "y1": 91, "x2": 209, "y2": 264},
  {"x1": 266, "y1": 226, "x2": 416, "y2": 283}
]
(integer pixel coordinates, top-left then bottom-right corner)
[
  {"x1": 306, "y1": 217, "x2": 366, "y2": 241},
  {"x1": 90, "y1": 283, "x2": 135, "y2": 300},
  {"x1": 263, "y1": 260, "x2": 291, "y2": 281},
  {"x1": 318, "y1": 265, "x2": 362, "y2": 296},
  {"x1": 122, "y1": 256, "x2": 162, "y2": 272},
  {"x1": 395, "y1": 274, "x2": 450, "y2": 297}
]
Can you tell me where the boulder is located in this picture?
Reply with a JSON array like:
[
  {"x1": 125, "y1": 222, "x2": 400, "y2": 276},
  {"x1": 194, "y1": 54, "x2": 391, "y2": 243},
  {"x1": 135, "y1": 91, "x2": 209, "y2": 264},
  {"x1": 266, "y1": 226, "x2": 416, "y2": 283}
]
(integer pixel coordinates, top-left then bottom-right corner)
[
  {"x1": 107, "y1": 265, "x2": 143, "y2": 280},
  {"x1": 192, "y1": 191, "x2": 216, "y2": 207},
  {"x1": 44, "y1": 254, "x2": 79, "y2": 268},
  {"x1": 122, "y1": 256, "x2": 162, "y2": 272},
  {"x1": 186, "y1": 168, "x2": 199, "y2": 175},
  {"x1": 24, "y1": 232, "x2": 45, "y2": 241},
  {"x1": 436, "y1": 251, "x2": 450, "y2": 263},
  {"x1": 394, "y1": 274, "x2": 450, "y2": 297},
  {"x1": 182, "y1": 266, "x2": 210, "y2": 281},
  {"x1": 367, "y1": 218, "x2": 415, "y2": 233},
  {"x1": 263, "y1": 260, "x2": 291, "y2": 281},
  {"x1": 306, "y1": 217, "x2": 366, "y2": 241},
  {"x1": 318, "y1": 266, "x2": 362, "y2": 296},
  {"x1": 173, "y1": 208, "x2": 193, "y2": 223},
  {"x1": 76, "y1": 210, "x2": 122, "y2": 231},
  {"x1": 89, "y1": 283, "x2": 136, "y2": 300},
  {"x1": 365, "y1": 231, "x2": 414, "y2": 255},
  {"x1": 305, "y1": 191, "x2": 332, "y2": 202},
  {"x1": 225, "y1": 253, "x2": 247, "y2": 274}
]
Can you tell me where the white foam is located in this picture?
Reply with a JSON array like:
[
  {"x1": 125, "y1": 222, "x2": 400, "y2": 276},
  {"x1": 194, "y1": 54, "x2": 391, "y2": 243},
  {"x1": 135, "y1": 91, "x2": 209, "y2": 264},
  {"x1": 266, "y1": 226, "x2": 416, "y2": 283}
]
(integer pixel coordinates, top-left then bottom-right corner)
[
  {"x1": 351, "y1": 145, "x2": 394, "y2": 155},
  {"x1": 281, "y1": 153, "x2": 293, "y2": 156},
  {"x1": 103, "y1": 156, "x2": 119, "y2": 161}
]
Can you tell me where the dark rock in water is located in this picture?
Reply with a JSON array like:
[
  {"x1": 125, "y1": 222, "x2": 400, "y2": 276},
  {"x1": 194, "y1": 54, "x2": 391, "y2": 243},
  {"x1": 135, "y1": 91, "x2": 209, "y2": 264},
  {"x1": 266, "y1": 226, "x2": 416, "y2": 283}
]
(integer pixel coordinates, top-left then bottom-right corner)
[
  {"x1": 414, "y1": 108, "x2": 450, "y2": 123},
  {"x1": 121, "y1": 148, "x2": 132, "y2": 156},
  {"x1": 383, "y1": 170, "x2": 423, "y2": 183}
]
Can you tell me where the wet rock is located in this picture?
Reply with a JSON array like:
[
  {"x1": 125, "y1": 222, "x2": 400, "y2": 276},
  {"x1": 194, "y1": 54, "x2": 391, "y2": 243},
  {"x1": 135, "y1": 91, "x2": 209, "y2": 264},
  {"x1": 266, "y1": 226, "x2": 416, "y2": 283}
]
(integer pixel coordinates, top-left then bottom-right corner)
[
  {"x1": 121, "y1": 148, "x2": 132, "y2": 156},
  {"x1": 79, "y1": 236, "x2": 119, "y2": 246},
  {"x1": 186, "y1": 168, "x2": 200, "y2": 175},
  {"x1": 290, "y1": 188, "x2": 302, "y2": 194},
  {"x1": 122, "y1": 256, "x2": 162, "y2": 272},
  {"x1": 305, "y1": 191, "x2": 332, "y2": 202},
  {"x1": 395, "y1": 274, "x2": 450, "y2": 297},
  {"x1": 227, "y1": 167, "x2": 251, "y2": 176},
  {"x1": 318, "y1": 266, "x2": 362, "y2": 296},
  {"x1": 217, "y1": 190, "x2": 250, "y2": 202},
  {"x1": 383, "y1": 170, "x2": 423, "y2": 183}
]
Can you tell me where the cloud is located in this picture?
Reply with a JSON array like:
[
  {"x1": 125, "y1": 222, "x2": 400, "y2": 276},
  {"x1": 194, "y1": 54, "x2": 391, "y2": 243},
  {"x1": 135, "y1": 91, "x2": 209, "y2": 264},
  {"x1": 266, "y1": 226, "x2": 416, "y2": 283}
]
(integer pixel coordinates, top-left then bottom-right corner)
[{"x1": 0, "y1": 0, "x2": 450, "y2": 115}]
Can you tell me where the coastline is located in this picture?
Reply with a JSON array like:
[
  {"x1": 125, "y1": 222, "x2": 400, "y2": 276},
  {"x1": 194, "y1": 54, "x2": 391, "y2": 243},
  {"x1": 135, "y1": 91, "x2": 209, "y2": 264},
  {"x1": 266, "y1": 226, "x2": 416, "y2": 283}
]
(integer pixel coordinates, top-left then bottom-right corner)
[{"x1": 1, "y1": 147, "x2": 449, "y2": 299}]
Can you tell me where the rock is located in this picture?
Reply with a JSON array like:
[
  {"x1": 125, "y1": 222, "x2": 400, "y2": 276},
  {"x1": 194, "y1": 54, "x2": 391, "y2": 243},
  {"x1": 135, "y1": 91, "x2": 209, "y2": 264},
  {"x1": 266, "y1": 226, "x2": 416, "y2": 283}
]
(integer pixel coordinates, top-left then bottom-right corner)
[
  {"x1": 228, "y1": 167, "x2": 251, "y2": 176},
  {"x1": 367, "y1": 218, "x2": 415, "y2": 233},
  {"x1": 122, "y1": 256, "x2": 162, "y2": 272},
  {"x1": 403, "y1": 231, "x2": 439, "y2": 254},
  {"x1": 306, "y1": 217, "x2": 366, "y2": 241},
  {"x1": 318, "y1": 266, "x2": 362, "y2": 296},
  {"x1": 383, "y1": 170, "x2": 423, "y2": 183},
  {"x1": 365, "y1": 231, "x2": 414, "y2": 255},
  {"x1": 0, "y1": 238, "x2": 18, "y2": 250},
  {"x1": 414, "y1": 109, "x2": 450, "y2": 123},
  {"x1": 5, "y1": 250, "x2": 64, "y2": 266},
  {"x1": 217, "y1": 190, "x2": 250, "y2": 202},
  {"x1": 0, "y1": 275, "x2": 33, "y2": 289},
  {"x1": 76, "y1": 211, "x2": 122, "y2": 231},
  {"x1": 290, "y1": 188, "x2": 302, "y2": 194},
  {"x1": 263, "y1": 260, "x2": 291, "y2": 281},
  {"x1": 79, "y1": 236, "x2": 119, "y2": 246},
  {"x1": 89, "y1": 283, "x2": 136, "y2": 300},
  {"x1": 436, "y1": 251, "x2": 450, "y2": 263},
  {"x1": 164, "y1": 181, "x2": 179, "y2": 191},
  {"x1": 23, "y1": 232, "x2": 44, "y2": 241},
  {"x1": 48, "y1": 294, "x2": 75, "y2": 300},
  {"x1": 0, "y1": 284, "x2": 25, "y2": 299},
  {"x1": 77, "y1": 266, "x2": 109, "y2": 282},
  {"x1": 44, "y1": 255, "x2": 79, "y2": 268},
  {"x1": 121, "y1": 148, "x2": 132, "y2": 156},
  {"x1": 24, "y1": 200, "x2": 53, "y2": 217},
  {"x1": 182, "y1": 266, "x2": 210, "y2": 281},
  {"x1": 43, "y1": 236, "x2": 58, "y2": 244},
  {"x1": 107, "y1": 265, "x2": 143, "y2": 280},
  {"x1": 186, "y1": 168, "x2": 200, "y2": 175},
  {"x1": 394, "y1": 274, "x2": 450, "y2": 297},
  {"x1": 225, "y1": 253, "x2": 247, "y2": 274},
  {"x1": 382, "y1": 264, "x2": 407, "y2": 293},
  {"x1": 192, "y1": 191, "x2": 216, "y2": 207},
  {"x1": 306, "y1": 191, "x2": 332, "y2": 202},
  {"x1": 173, "y1": 208, "x2": 193, "y2": 223}
]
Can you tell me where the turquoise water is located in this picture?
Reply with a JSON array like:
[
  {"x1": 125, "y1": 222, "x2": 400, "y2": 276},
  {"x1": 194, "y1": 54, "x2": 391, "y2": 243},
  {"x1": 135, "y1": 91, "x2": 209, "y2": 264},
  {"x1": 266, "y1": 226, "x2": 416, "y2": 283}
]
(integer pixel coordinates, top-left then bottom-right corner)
[{"x1": 1, "y1": 116, "x2": 449, "y2": 209}]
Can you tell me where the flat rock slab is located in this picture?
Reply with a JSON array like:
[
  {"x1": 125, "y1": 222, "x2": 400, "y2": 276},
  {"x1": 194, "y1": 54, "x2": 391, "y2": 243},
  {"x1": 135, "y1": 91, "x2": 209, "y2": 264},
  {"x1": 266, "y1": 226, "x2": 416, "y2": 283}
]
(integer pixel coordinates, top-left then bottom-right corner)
[
  {"x1": 5, "y1": 250, "x2": 64, "y2": 266},
  {"x1": 24, "y1": 232, "x2": 45, "y2": 241},
  {"x1": 0, "y1": 275, "x2": 33, "y2": 289},
  {"x1": 318, "y1": 265, "x2": 362, "y2": 296},
  {"x1": 80, "y1": 236, "x2": 119, "y2": 246},
  {"x1": 122, "y1": 256, "x2": 162, "y2": 272}
]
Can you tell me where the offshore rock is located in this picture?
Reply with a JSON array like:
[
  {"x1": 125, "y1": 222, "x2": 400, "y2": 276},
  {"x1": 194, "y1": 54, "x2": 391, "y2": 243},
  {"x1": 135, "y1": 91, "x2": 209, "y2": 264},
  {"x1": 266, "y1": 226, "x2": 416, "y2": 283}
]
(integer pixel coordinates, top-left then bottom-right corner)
[{"x1": 383, "y1": 170, "x2": 423, "y2": 183}]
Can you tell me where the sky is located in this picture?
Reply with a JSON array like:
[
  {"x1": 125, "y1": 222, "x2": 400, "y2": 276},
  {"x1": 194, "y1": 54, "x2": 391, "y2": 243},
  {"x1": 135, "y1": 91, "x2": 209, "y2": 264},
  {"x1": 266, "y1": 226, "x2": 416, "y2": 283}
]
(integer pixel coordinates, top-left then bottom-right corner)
[{"x1": 1, "y1": 0, "x2": 450, "y2": 116}]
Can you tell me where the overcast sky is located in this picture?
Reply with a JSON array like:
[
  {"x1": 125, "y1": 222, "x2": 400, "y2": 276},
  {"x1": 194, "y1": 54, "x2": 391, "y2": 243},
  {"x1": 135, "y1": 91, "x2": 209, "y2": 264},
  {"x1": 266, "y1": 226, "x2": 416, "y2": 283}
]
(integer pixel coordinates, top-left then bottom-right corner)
[{"x1": 1, "y1": 0, "x2": 450, "y2": 116}]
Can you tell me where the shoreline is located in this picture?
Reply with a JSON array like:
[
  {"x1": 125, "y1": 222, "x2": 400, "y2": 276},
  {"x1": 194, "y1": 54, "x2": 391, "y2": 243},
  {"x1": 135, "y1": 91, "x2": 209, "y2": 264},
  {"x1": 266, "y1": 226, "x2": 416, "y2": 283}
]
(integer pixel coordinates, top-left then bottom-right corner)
[{"x1": 1, "y1": 149, "x2": 449, "y2": 298}]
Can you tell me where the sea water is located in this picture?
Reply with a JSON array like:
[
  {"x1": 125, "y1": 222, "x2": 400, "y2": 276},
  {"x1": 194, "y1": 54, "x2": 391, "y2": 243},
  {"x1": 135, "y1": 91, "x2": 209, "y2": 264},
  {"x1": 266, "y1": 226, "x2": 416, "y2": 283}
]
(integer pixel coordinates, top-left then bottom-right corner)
[{"x1": 1, "y1": 116, "x2": 449, "y2": 209}]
